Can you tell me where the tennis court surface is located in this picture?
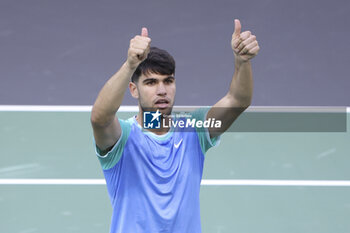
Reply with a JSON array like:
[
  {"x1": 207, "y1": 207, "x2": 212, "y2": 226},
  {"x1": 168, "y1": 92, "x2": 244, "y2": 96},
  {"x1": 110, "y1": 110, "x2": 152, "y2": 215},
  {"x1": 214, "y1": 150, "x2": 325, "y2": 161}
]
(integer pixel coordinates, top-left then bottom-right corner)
[{"x1": 1, "y1": 106, "x2": 349, "y2": 233}]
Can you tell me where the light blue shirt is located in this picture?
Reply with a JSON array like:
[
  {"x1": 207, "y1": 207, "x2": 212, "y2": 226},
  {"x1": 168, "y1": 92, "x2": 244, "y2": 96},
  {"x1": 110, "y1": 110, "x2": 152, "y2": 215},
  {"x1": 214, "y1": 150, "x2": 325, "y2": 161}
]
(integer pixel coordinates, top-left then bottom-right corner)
[{"x1": 95, "y1": 109, "x2": 220, "y2": 233}]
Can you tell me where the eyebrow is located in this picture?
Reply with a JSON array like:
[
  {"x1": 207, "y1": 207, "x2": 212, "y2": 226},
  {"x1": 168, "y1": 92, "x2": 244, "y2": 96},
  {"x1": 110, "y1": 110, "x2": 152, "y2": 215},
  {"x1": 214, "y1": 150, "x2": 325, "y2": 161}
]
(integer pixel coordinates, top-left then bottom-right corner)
[
  {"x1": 142, "y1": 78, "x2": 157, "y2": 84},
  {"x1": 142, "y1": 76, "x2": 175, "y2": 84},
  {"x1": 164, "y1": 76, "x2": 175, "y2": 80}
]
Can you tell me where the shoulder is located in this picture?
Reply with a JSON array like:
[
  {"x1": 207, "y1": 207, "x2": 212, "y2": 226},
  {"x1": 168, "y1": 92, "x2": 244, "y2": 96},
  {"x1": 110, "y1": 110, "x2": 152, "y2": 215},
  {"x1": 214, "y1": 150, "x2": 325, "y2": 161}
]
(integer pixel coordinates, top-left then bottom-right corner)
[{"x1": 94, "y1": 117, "x2": 135, "y2": 170}]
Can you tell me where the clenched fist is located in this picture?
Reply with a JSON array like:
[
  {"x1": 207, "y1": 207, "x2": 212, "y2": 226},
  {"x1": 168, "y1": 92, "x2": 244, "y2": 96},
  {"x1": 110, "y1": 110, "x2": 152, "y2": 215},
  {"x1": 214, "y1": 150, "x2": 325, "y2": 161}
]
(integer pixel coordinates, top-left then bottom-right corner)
[
  {"x1": 127, "y1": 27, "x2": 151, "y2": 70},
  {"x1": 231, "y1": 19, "x2": 260, "y2": 62}
]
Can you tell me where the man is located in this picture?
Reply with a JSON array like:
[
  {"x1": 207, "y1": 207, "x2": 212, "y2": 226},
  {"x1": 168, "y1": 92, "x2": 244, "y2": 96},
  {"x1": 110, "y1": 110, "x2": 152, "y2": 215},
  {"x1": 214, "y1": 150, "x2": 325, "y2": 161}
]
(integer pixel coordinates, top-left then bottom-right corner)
[{"x1": 91, "y1": 19, "x2": 259, "y2": 233}]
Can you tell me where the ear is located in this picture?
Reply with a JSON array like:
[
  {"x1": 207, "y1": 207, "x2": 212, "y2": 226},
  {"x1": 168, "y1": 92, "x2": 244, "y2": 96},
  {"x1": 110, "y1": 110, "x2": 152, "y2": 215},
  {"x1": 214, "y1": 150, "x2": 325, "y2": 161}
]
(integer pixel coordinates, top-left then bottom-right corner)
[{"x1": 129, "y1": 82, "x2": 139, "y2": 99}]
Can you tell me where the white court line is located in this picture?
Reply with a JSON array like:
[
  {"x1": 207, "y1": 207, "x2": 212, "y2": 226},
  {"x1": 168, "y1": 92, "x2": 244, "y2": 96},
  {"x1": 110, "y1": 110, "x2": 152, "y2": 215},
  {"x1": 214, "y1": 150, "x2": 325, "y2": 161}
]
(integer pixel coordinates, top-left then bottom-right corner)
[
  {"x1": 1, "y1": 179, "x2": 350, "y2": 186},
  {"x1": 0, "y1": 105, "x2": 93, "y2": 112},
  {"x1": 201, "y1": 179, "x2": 350, "y2": 186},
  {"x1": 0, "y1": 105, "x2": 349, "y2": 113}
]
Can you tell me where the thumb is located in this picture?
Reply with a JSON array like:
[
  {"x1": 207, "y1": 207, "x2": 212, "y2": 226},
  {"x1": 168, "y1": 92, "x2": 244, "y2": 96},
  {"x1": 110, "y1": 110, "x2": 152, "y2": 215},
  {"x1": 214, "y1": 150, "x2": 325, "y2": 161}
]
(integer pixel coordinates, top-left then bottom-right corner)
[
  {"x1": 233, "y1": 19, "x2": 241, "y2": 38},
  {"x1": 141, "y1": 27, "x2": 148, "y2": 37}
]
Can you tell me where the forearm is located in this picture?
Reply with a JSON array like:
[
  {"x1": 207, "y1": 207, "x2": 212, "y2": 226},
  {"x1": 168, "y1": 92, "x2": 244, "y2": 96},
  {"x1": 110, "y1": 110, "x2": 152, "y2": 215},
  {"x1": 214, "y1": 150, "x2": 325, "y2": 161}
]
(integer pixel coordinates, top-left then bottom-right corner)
[
  {"x1": 227, "y1": 19, "x2": 259, "y2": 108},
  {"x1": 228, "y1": 57, "x2": 253, "y2": 107},
  {"x1": 91, "y1": 62, "x2": 135, "y2": 126}
]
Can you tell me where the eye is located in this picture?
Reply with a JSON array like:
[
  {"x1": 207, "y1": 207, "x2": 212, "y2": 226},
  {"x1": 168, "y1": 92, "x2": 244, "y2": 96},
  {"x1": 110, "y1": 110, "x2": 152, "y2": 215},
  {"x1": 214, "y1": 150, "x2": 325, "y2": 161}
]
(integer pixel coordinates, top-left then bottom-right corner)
[
  {"x1": 164, "y1": 79, "x2": 174, "y2": 84},
  {"x1": 146, "y1": 80, "x2": 156, "y2": 85}
]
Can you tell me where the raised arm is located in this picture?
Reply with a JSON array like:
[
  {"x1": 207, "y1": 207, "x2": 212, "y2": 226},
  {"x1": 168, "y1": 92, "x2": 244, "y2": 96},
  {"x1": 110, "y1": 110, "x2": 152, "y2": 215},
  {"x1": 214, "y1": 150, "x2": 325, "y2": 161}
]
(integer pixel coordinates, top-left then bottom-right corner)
[
  {"x1": 207, "y1": 19, "x2": 260, "y2": 138},
  {"x1": 91, "y1": 28, "x2": 151, "y2": 152}
]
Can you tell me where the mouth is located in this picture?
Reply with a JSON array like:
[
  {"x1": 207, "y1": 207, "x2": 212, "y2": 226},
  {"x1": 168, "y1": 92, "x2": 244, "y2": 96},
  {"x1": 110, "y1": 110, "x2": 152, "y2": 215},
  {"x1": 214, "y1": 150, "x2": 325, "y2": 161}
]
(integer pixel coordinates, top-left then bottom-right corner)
[{"x1": 154, "y1": 99, "x2": 170, "y2": 108}]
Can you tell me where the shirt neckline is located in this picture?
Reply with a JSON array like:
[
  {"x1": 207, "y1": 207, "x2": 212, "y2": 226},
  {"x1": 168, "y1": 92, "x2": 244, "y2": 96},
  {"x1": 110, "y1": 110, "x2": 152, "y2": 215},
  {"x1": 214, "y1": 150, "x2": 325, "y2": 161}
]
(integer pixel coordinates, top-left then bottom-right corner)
[{"x1": 131, "y1": 115, "x2": 174, "y2": 141}]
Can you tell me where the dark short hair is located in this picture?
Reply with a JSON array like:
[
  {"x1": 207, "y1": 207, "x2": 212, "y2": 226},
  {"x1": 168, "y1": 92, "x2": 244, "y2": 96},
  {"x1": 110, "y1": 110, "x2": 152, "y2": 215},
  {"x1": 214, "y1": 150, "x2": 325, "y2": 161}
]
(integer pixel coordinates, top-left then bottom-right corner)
[{"x1": 131, "y1": 47, "x2": 175, "y2": 83}]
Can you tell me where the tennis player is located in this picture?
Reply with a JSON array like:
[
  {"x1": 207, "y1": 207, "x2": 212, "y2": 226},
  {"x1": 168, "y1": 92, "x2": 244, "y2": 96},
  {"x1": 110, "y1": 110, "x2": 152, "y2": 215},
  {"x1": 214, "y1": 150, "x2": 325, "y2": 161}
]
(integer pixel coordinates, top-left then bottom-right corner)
[{"x1": 91, "y1": 19, "x2": 259, "y2": 233}]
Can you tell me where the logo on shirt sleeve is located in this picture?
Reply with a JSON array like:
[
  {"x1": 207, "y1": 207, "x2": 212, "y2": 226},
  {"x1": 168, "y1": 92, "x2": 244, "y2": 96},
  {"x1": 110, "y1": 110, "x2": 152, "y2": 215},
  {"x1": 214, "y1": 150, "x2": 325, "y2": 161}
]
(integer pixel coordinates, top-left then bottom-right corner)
[{"x1": 144, "y1": 110, "x2": 161, "y2": 129}]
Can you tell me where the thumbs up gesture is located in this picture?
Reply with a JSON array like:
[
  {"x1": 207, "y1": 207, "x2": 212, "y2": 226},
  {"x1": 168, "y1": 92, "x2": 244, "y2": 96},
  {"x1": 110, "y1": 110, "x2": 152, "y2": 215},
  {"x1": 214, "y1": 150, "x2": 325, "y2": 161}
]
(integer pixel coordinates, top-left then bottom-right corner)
[
  {"x1": 127, "y1": 27, "x2": 151, "y2": 70},
  {"x1": 231, "y1": 19, "x2": 260, "y2": 62}
]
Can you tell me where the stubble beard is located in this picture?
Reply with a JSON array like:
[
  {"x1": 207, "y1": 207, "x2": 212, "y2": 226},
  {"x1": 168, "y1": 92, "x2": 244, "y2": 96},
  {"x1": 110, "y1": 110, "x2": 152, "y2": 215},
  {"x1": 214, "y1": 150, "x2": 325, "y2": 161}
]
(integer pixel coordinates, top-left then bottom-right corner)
[{"x1": 139, "y1": 96, "x2": 173, "y2": 117}]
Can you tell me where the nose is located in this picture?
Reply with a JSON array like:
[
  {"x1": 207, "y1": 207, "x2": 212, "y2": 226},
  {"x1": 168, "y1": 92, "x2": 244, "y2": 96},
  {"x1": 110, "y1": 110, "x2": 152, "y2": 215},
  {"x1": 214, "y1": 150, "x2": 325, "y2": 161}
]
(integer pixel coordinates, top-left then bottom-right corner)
[{"x1": 156, "y1": 82, "x2": 167, "y2": 96}]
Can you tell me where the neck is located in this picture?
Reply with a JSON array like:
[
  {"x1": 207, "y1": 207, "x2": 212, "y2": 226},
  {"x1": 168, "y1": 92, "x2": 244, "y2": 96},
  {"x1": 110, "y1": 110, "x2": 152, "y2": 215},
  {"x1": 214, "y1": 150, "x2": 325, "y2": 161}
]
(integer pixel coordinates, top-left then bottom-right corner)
[{"x1": 136, "y1": 109, "x2": 172, "y2": 135}]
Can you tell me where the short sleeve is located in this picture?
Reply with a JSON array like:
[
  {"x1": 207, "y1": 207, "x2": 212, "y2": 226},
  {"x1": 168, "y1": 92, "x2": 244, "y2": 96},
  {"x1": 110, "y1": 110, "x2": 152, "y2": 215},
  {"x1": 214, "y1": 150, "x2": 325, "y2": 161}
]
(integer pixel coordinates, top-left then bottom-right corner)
[
  {"x1": 190, "y1": 107, "x2": 221, "y2": 154},
  {"x1": 94, "y1": 118, "x2": 132, "y2": 170}
]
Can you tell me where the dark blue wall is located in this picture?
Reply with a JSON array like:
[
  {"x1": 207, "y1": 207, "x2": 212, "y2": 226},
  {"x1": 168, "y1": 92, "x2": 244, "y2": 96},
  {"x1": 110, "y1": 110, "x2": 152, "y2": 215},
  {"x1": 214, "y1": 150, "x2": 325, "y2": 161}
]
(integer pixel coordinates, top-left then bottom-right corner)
[{"x1": 1, "y1": 0, "x2": 349, "y2": 106}]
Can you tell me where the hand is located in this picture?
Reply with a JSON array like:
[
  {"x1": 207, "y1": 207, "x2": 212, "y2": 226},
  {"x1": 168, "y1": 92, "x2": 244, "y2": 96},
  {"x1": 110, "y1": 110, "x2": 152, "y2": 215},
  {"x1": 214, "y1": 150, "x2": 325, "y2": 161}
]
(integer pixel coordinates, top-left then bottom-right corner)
[
  {"x1": 231, "y1": 19, "x2": 260, "y2": 62},
  {"x1": 127, "y1": 27, "x2": 151, "y2": 70}
]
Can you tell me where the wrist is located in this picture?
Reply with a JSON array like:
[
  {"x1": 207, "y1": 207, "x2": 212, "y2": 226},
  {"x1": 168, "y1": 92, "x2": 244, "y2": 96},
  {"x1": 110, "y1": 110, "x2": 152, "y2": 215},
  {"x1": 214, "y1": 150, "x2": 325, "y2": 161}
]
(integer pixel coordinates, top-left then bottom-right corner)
[
  {"x1": 124, "y1": 61, "x2": 138, "y2": 72},
  {"x1": 234, "y1": 55, "x2": 250, "y2": 66}
]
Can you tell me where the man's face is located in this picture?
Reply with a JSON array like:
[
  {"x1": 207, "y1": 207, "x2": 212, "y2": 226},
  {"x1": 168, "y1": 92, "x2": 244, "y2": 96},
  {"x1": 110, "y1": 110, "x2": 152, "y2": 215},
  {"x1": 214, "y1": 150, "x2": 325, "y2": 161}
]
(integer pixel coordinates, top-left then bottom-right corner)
[{"x1": 131, "y1": 72, "x2": 176, "y2": 116}]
